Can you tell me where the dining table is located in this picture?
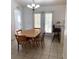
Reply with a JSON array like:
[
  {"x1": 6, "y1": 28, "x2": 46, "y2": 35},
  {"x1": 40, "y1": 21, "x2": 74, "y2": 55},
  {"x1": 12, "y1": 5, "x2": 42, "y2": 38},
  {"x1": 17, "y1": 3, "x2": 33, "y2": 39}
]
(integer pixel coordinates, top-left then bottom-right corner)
[{"x1": 15, "y1": 28, "x2": 41, "y2": 40}]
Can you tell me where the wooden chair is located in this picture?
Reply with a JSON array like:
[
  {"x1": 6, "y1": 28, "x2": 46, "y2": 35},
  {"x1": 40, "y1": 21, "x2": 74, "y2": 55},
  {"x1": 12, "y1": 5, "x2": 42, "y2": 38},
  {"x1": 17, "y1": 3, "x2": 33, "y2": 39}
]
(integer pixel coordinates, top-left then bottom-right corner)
[
  {"x1": 16, "y1": 29, "x2": 22, "y2": 34},
  {"x1": 35, "y1": 32, "x2": 45, "y2": 48},
  {"x1": 34, "y1": 28, "x2": 40, "y2": 30},
  {"x1": 34, "y1": 28, "x2": 40, "y2": 29},
  {"x1": 15, "y1": 34, "x2": 29, "y2": 51}
]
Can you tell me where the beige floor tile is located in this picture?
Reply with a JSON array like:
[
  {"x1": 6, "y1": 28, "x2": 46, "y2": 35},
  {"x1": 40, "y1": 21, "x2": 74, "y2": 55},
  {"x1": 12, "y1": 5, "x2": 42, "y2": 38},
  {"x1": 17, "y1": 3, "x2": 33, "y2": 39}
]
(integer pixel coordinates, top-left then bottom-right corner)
[
  {"x1": 42, "y1": 50, "x2": 50, "y2": 56},
  {"x1": 50, "y1": 47, "x2": 57, "y2": 52},
  {"x1": 12, "y1": 36, "x2": 63, "y2": 59},
  {"x1": 12, "y1": 54, "x2": 25, "y2": 59},
  {"x1": 24, "y1": 56, "x2": 33, "y2": 59},
  {"x1": 49, "y1": 56, "x2": 57, "y2": 59},
  {"x1": 57, "y1": 56, "x2": 63, "y2": 59},
  {"x1": 40, "y1": 55, "x2": 49, "y2": 59},
  {"x1": 58, "y1": 52, "x2": 63, "y2": 57},
  {"x1": 49, "y1": 52, "x2": 57, "y2": 57},
  {"x1": 32, "y1": 54, "x2": 41, "y2": 59}
]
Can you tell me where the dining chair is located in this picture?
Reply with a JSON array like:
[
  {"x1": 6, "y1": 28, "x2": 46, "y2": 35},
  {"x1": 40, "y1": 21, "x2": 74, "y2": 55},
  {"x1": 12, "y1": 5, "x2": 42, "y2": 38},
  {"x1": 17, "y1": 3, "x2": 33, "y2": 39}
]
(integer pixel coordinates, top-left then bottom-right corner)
[
  {"x1": 15, "y1": 34, "x2": 30, "y2": 51},
  {"x1": 16, "y1": 29, "x2": 22, "y2": 34},
  {"x1": 34, "y1": 28, "x2": 40, "y2": 29},
  {"x1": 52, "y1": 25, "x2": 61, "y2": 43},
  {"x1": 35, "y1": 32, "x2": 45, "y2": 48},
  {"x1": 52, "y1": 25, "x2": 57, "y2": 41}
]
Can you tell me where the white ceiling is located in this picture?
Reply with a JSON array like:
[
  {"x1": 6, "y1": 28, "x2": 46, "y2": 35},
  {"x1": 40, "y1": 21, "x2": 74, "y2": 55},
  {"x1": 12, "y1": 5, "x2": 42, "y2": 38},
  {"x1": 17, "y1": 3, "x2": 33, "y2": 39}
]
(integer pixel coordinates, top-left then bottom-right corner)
[{"x1": 16, "y1": 0, "x2": 66, "y2": 6}]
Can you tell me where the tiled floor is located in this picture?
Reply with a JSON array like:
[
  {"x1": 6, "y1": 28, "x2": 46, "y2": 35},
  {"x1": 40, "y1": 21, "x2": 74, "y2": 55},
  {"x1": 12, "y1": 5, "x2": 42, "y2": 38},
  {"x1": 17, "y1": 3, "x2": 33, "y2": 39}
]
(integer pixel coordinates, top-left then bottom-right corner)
[{"x1": 11, "y1": 36, "x2": 63, "y2": 59}]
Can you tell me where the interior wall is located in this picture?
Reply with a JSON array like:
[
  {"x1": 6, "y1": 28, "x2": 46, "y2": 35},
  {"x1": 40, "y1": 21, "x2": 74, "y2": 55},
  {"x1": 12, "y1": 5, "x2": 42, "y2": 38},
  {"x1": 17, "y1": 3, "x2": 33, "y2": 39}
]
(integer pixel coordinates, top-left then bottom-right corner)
[
  {"x1": 22, "y1": 7, "x2": 33, "y2": 29},
  {"x1": 11, "y1": 0, "x2": 17, "y2": 40},
  {"x1": 63, "y1": 10, "x2": 67, "y2": 59},
  {"x1": 11, "y1": 0, "x2": 23, "y2": 40}
]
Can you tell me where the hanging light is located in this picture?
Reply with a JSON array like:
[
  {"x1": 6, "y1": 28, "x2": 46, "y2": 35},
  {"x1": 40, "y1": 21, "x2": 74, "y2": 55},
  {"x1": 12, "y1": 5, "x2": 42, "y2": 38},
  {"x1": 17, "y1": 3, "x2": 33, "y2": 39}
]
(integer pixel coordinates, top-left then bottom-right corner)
[
  {"x1": 27, "y1": 5, "x2": 33, "y2": 8},
  {"x1": 32, "y1": 3, "x2": 35, "y2": 7},
  {"x1": 27, "y1": 4, "x2": 40, "y2": 9},
  {"x1": 27, "y1": 0, "x2": 40, "y2": 9},
  {"x1": 35, "y1": 4, "x2": 40, "y2": 9}
]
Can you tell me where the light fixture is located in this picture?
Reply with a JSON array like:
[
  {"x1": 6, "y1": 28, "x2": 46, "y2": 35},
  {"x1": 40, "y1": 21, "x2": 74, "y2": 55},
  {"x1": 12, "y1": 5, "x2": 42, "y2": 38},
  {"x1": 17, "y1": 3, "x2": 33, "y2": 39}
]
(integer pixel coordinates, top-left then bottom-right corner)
[
  {"x1": 27, "y1": 0, "x2": 40, "y2": 11},
  {"x1": 27, "y1": 0, "x2": 40, "y2": 27}
]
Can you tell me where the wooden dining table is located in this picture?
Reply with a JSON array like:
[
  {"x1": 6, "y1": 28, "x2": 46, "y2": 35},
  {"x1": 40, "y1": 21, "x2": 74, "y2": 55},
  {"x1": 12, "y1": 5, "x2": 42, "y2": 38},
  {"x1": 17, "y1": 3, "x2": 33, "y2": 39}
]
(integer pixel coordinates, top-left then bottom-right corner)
[{"x1": 16, "y1": 28, "x2": 41, "y2": 40}]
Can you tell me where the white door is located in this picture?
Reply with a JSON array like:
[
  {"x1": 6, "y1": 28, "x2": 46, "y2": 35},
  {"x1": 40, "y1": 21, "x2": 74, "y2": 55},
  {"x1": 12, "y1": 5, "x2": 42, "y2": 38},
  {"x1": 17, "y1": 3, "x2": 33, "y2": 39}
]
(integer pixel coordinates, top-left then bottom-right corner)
[{"x1": 14, "y1": 9, "x2": 22, "y2": 30}]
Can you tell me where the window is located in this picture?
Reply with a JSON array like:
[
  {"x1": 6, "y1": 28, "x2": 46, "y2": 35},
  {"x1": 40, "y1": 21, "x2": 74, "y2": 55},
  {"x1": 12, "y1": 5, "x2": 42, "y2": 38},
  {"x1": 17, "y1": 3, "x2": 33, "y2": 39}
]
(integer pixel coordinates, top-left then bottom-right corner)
[
  {"x1": 34, "y1": 13, "x2": 41, "y2": 28},
  {"x1": 14, "y1": 9, "x2": 22, "y2": 30},
  {"x1": 45, "y1": 13, "x2": 52, "y2": 33}
]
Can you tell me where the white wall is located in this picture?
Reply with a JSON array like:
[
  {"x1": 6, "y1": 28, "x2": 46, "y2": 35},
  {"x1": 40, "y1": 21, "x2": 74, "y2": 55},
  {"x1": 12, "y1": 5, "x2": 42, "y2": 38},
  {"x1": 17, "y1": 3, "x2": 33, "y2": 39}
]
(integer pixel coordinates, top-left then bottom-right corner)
[
  {"x1": 11, "y1": 0, "x2": 16, "y2": 40},
  {"x1": 11, "y1": 0, "x2": 23, "y2": 40},
  {"x1": 63, "y1": 10, "x2": 67, "y2": 59},
  {"x1": 22, "y1": 7, "x2": 33, "y2": 29},
  {"x1": 41, "y1": 12, "x2": 45, "y2": 33}
]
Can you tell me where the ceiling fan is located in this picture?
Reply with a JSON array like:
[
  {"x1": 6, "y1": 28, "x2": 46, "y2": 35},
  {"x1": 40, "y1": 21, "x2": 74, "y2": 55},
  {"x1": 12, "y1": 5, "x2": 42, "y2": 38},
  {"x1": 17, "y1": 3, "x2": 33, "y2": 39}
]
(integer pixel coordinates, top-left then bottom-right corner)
[{"x1": 27, "y1": 0, "x2": 40, "y2": 11}]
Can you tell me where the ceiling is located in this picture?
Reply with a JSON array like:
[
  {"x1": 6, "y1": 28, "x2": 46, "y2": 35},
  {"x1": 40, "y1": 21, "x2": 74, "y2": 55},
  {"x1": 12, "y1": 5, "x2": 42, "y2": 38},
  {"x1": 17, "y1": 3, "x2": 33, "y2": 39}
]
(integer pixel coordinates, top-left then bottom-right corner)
[{"x1": 16, "y1": 0, "x2": 66, "y2": 6}]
